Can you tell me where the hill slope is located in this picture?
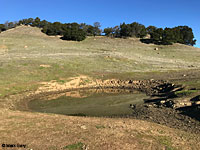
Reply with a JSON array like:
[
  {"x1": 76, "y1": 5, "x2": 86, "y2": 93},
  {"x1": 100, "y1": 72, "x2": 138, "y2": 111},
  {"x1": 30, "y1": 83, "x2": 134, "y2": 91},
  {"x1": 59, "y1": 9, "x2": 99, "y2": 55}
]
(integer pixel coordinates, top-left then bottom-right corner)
[
  {"x1": 0, "y1": 26, "x2": 200, "y2": 149},
  {"x1": 0, "y1": 26, "x2": 200, "y2": 96}
]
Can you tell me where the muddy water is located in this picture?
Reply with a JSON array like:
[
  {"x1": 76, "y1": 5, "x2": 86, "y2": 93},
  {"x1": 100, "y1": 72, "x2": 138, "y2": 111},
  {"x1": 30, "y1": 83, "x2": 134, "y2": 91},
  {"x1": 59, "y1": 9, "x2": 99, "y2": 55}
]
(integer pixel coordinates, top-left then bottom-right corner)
[{"x1": 28, "y1": 89, "x2": 149, "y2": 117}]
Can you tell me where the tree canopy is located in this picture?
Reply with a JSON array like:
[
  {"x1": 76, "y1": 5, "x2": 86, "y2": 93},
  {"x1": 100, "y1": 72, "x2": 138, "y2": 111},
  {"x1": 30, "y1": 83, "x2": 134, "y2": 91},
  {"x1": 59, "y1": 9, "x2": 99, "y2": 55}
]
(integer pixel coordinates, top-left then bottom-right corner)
[
  {"x1": 148, "y1": 26, "x2": 196, "y2": 46},
  {"x1": 0, "y1": 17, "x2": 197, "y2": 45},
  {"x1": 15, "y1": 17, "x2": 102, "y2": 41},
  {"x1": 104, "y1": 22, "x2": 196, "y2": 46}
]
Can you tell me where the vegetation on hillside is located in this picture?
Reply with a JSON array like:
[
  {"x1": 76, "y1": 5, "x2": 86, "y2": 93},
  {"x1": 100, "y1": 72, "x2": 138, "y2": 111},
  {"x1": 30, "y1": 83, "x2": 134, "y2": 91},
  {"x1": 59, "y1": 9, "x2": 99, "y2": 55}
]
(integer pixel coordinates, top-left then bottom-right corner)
[
  {"x1": 104, "y1": 23, "x2": 196, "y2": 46},
  {"x1": 0, "y1": 17, "x2": 196, "y2": 45},
  {"x1": 104, "y1": 22, "x2": 146, "y2": 38},
  {"x1": 147, "y1": 25, "x2": 196, "y2": 45}
]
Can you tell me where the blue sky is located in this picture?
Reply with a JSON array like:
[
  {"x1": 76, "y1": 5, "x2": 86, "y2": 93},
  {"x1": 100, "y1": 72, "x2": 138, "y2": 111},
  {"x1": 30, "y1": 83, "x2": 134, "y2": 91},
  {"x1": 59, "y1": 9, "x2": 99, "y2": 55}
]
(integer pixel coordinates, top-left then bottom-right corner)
[{"x1": 0, "y1": 0, "x2": 199, "y2": 47}]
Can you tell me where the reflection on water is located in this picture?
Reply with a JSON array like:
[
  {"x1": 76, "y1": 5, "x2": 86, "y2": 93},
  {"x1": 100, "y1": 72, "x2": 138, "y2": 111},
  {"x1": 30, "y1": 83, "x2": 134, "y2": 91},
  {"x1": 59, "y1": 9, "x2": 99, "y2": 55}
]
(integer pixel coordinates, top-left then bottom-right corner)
[{"x1": 28, "y1": 89, "x2": 149, "y2": 117}]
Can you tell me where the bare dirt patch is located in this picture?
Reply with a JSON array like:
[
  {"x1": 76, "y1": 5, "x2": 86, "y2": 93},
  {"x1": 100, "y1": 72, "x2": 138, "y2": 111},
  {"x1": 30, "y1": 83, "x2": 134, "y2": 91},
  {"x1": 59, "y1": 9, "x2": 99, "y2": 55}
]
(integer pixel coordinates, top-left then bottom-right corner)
[
  {"x1": 130, "y1": 104, "x2": 200, "y2": 134},
  {"x1": 0, "y1": 45, "x2": 8, "y2": 54},
  {"x1": 36, "y1": 75, "x2": 124, "y2": 94},
  {"x1": 39, "y1": 64, "x2": 51, "y2": 68},
  {"x1": 0, "y1": 45, "x2": 7, "y2": 49}
]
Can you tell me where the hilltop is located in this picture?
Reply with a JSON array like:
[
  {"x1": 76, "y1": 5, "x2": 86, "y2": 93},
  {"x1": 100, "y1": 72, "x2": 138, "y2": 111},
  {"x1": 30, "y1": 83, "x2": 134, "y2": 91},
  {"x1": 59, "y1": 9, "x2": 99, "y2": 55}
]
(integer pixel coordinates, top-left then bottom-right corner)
[
  {"x1": 0, "y1": 26, "x2": 200, "y2": 149},
  {"x1": 1, "y1": 18, "x2": 196, "y2": 46}
]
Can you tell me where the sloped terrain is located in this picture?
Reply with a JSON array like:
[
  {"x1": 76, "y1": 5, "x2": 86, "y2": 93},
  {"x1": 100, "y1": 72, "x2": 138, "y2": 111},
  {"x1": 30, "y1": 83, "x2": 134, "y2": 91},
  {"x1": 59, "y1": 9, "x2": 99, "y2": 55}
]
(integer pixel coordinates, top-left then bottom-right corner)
[
  {"x1": 1, "y1": 26, "x2": 200, "y2": 96},
  {"x1": 0, "y1": 26, "x2": 200, "y2": 149}
]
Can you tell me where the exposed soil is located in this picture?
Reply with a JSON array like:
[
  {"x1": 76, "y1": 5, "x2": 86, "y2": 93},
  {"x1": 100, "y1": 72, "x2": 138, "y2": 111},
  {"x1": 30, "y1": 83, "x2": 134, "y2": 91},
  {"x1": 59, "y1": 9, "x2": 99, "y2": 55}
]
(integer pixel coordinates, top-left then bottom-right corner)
[{"x1": 129, "y1": 104, "x2": 200, "y2": 134}]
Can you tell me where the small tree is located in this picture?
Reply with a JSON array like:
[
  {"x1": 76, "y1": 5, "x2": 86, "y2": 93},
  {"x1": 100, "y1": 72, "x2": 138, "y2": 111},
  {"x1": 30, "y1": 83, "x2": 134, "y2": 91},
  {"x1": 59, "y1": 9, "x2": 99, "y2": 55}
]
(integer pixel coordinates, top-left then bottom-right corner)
[
  {"x1": 120, "y1": 23, "x2": 131, "y2": 38},
  {"x1": 32, "y1": 17, "x2": 41, "y2": 27},
  {"x1": 87, "y1": 25, "x2": 95, "y2": 36},
  {"x1": 103, "y1": 27, "x2": 113, "y2": 37},
  {"x1": 112, "y1": 26, "x2": 120, "y2": 37},
  {"x1": 146, "y1": 26, "x2": 157, "y2": 35},
  {"x1": 18, "y1": 18, "x2": 34, "y2": 26},
  {"x1": 93, "y1": 22, "x2": 101, "y2": 36},
  {"x1": 80, "y1": 23, "x2": 89, "y2": 33},
  {"x1": 40, "y1": 20, "x2": 49, "y2": 28},
  {"x1": 4, "y1": 21, "x2": 9, "y2": 29},
  {"x1": 0, "y1": 24, "x2": 6, "y2": 32}
]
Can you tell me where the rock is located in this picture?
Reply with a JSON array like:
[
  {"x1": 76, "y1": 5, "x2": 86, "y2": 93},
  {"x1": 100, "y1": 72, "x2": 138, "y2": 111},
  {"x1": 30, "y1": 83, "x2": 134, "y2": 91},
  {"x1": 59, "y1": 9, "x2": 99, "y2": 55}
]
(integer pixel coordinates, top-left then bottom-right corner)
[
  {"x1": 164, "y1": 100, "x2": 175, "y2": 108},
  {"x1": 128, "y1": 80, "x2": 133, "y2": 84},
  {"x1": 129, "y1": 104, "x2": 136, "y2": 109},
  {"x1": 80, "y1": 125, "x2": 87, "y2": 130},
  {"x1": 188, "y1": 65, "x2": 195, "y2": 67},
  {"x1": 154, "y1": 47, "x2": 159, "y2": 50},
  {"x1": 160, "y1": 100, "x2": 165, "y2": 104}
]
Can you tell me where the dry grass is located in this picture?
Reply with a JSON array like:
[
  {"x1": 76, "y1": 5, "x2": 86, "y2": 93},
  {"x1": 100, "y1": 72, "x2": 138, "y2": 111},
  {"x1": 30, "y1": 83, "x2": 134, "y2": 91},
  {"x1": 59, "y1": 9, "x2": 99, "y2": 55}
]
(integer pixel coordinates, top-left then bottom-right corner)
[
  {"x1": 0, "y1": 26, "x2": 200, "y2": 150},
  {"x1": 0, "y1": 109, "x2": 199, "y2": 150}
]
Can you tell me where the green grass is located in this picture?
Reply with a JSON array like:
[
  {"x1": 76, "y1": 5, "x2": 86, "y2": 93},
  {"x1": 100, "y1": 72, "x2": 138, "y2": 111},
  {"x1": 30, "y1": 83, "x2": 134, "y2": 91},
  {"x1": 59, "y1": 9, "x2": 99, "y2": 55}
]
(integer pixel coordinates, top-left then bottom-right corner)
[
  {"x1": 175, "y1": 90, "x2": 199, "y2": 97},
  {"x1": 178, "y1": 79, "x2": 200, "y2": 89},
  {"x1": 134, "y1": 131, "x2": 178, "y2": 149},
  {"x1": 0, "y1": 26, "x2": 200, "y2": 98},
  {"x1": 157, "y1": 136, "x2": 177, "y2": 150},
  {"x1": 95, "y1": 125, "x2": 106, "y2": 129},
  {"x1": 63, "y1": 142, "x2": 84, "y2": 150}
]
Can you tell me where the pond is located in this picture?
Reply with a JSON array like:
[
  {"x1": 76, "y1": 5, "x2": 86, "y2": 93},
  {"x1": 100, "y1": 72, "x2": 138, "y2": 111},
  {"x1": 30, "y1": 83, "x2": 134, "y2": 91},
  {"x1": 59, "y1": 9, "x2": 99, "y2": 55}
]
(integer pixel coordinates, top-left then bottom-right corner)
[{"x1": 28, "y1": 89, "x2": 149, "y2": 117}]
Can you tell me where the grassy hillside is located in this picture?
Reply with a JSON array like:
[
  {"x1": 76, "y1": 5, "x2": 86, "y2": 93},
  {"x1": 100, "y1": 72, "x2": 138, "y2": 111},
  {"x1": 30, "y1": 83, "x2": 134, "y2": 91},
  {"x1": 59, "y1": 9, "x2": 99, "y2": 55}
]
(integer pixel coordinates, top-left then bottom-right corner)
[
  {"x1": 0, "y1": 25, "x2": 200, "y2": 97},
  {"x1": 0, "y1": 26, "x2": 200, "y2": 149}
]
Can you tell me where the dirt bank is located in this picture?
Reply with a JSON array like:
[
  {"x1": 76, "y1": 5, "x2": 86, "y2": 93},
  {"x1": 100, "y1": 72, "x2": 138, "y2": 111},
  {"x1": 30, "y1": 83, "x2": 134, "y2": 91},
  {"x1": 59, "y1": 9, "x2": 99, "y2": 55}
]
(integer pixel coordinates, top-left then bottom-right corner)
[{"x1": 129, "y1": 104, "x2": 200, "y2": 134}]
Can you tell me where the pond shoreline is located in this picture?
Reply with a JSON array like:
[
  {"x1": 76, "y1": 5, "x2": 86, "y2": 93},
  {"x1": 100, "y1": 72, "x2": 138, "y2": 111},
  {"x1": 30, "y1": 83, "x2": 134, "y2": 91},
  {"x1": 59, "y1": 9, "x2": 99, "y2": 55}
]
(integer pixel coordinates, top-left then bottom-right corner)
[
  {"x1": 15, "y1": 79, "x2": 175, "y2": 110},
  {"x1": 4, "y1": 78, "x2": 200, "y2": 134}
]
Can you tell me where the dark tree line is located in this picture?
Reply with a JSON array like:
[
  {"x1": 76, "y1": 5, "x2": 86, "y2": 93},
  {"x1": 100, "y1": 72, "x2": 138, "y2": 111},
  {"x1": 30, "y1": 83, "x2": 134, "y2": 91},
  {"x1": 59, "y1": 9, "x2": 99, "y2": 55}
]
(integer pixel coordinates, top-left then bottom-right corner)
[
  {"x1": 104, "y1": 22, "x2": 196, "y2": 46},
  {"x1": 103, "y1": 22, "x2": 146, "y2": 38},
  {"x1": 0, "y1": 18, "x2": 196, "y2": 45},
  {"x1": 147, "y1": 26, "x2": 196, "y2": 46},
  {"x1": 18, "y1": 17, "x2": 102, "y2": 41},
  {"x1": 120, "y1": 22, "x2": 147, "y2": 38},
  {"x1": 0, "y1": 21, "x2": 18, "y2": 32},
  {"x1": 0, "y1": 17, "x2": 102, "y2": 41}
]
